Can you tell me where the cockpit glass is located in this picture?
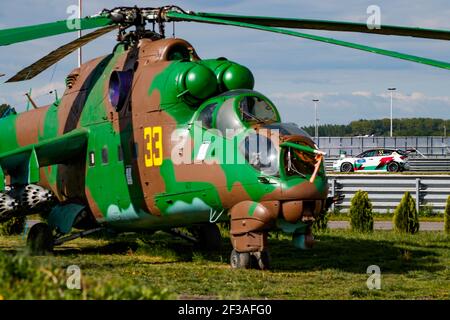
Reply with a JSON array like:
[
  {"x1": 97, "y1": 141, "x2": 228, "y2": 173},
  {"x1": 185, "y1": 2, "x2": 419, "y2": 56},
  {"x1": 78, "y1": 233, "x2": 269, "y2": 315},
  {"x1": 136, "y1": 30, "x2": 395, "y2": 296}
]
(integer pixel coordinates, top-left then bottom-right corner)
[
  {"x1": 264, "y1": 123, "x2": 312, "y2": 139},
  {"x1": 239, "y1": 96, "x2": 277, "y2": 123},
  {"x1": 198, "y1": 103, "x2": 217, "y2": 129},
  {"x1": 239, "y1": 133, "x2": 279, "y2": 176}
]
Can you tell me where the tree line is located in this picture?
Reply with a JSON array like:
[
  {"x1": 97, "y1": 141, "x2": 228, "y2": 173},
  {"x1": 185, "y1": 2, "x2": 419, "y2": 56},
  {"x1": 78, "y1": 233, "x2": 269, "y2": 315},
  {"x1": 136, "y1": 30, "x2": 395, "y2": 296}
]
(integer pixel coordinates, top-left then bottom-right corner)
[{"x1": 302, "y1": 118, "x2": 450, "y2": 136}]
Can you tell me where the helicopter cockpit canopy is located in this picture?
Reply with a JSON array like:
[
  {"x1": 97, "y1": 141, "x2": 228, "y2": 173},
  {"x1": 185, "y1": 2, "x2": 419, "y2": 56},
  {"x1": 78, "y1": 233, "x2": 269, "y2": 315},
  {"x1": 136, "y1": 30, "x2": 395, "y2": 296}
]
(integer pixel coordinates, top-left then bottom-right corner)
[{"x1": 196, "y1": 89, "x2": 280, "y2": 136}]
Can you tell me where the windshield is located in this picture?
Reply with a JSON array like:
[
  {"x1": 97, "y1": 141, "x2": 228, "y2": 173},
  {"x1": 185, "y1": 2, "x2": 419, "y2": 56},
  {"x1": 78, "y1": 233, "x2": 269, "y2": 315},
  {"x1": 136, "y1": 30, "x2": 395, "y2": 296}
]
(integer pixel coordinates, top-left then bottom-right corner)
[
  {"x1": 264, "y1": 123, "x2": 312, "y2": 139},
  {"x1": 239, "y1": 132, "x2": 279, "y2": 176},
  {"x1": 284, "y1": 145, "x2": 316, "y2": 177},
  {"x1": 238, "y1": 96, "x2": 277, "y2": 123}
]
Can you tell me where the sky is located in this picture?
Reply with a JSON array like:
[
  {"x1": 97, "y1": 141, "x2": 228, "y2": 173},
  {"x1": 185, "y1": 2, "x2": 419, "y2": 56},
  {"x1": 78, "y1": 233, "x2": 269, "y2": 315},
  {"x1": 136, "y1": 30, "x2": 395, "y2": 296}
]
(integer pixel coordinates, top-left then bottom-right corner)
[{"x1": 0, "y1": 0, "x2": 449, "y2": 127}]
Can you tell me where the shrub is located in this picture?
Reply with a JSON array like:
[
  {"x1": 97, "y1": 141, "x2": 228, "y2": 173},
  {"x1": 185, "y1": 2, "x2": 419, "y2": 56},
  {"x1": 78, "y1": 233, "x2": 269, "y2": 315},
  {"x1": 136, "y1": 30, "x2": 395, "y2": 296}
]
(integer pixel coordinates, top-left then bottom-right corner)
[
  {"x1": 393, "y1": 192, "x2": 420, "y2": 234},
  {"x1": 349, "y1": 190, "x2": 373, "y2": 233},
  {"x1": 313, "y1": 210, "x2": 329, "y2": 233},
  {"x1": 0, "y1": 216, "x2": 26, "y2": 236},
  {"x1": 418, "y1": 204, "x2": 436, "y2": 217},
  {"x1": 445, "y1": 196, "x2": 450, "y2": 235}
]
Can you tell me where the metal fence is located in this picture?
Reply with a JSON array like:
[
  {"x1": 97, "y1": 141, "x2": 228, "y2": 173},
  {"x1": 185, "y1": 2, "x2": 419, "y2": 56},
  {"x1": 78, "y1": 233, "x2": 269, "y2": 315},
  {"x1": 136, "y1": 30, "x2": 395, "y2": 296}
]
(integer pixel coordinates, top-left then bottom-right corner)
[
  {"x1": 328, "y1": 174, "x2": 450, "y2": 213},
  {"x1": 317, "y1": 136, "x2": 450, "y2": 157},
  {"x1": 325, "y1": 158, "x2": 450, "y2": 172}
]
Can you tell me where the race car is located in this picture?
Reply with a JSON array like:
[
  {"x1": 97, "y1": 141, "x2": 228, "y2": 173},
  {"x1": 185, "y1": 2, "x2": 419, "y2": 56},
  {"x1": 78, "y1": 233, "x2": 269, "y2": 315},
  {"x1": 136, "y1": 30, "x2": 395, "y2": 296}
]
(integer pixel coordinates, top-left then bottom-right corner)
[{"x1": 333, "y1": 148, "x2": 411, "y2": 172}]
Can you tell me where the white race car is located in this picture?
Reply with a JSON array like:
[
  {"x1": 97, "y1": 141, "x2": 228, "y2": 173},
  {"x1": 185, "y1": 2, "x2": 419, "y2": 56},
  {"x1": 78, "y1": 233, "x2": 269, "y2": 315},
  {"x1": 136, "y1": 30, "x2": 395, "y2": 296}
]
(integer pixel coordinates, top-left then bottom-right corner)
[{"x1": 333, "y1": 148, "x2": 410, "y2": 172}]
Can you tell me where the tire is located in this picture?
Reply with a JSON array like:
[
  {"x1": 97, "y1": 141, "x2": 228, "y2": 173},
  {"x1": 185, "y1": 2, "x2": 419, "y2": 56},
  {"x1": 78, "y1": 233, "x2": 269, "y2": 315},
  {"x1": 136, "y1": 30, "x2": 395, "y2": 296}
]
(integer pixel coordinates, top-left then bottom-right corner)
[
  {"x1": 340, "y1": 162, "x2": 353, "y2": 173},
  {"x1": 387, "y1": 161, "x2": 400, "y2": 172},
  {"x1": 193, "y1": 223, "x2": 222, "y2": 251},
  {"x1": 230, "y1": 249, "x2": 252, "y2": 269},
  {"x1": 252, "y1": 250, "x2": 271, "y2": 270},
  {"x1": 27, "y1": 222, "x2": 54, "y2": 255}
]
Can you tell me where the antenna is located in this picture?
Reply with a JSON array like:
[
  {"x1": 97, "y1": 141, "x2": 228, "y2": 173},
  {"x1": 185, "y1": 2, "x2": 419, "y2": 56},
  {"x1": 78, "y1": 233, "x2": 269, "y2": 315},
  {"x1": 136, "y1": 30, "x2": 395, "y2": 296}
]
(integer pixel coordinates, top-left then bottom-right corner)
[
  {"x1": 26, "y1": 88, "x2": 32, "y2": 111},
  {"x1": 25, "y1": 91, "x2": 38, "y2": 110}
]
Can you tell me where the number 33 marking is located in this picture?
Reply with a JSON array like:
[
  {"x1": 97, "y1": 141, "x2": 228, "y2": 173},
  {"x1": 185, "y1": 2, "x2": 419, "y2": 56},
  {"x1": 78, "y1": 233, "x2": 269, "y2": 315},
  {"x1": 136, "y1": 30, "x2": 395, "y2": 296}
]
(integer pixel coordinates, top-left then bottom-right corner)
[{"x1": 144, "y1": 126, "x2": 163, "y2": 167}]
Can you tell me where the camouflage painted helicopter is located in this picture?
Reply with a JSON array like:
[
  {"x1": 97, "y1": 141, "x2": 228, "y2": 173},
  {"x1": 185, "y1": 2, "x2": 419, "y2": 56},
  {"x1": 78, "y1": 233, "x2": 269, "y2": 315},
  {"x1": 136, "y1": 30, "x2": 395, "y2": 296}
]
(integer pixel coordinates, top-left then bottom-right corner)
[{"x1": 1, "y1": 6, "x2": 449, "y2": 269}]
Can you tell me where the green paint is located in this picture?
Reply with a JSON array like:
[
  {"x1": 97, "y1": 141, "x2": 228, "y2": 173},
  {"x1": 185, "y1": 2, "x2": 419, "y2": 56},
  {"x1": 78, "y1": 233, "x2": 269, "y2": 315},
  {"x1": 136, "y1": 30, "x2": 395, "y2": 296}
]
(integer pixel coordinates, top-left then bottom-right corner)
[
  {"x1": 0, "y1": 15, "x2": 112, "y2": 46},
  {"x1": 248, "y1": 202, "x2": 258, "y2": 216},
  {"x1": 156, "y1": 159, "x2": 222, "y2": 215},
  {"x1": 194, "y1": 12, "x2": 450, "y2": 41},
  {"x1": 281, "y1": 141, "x2": 318, "y2": 155}
]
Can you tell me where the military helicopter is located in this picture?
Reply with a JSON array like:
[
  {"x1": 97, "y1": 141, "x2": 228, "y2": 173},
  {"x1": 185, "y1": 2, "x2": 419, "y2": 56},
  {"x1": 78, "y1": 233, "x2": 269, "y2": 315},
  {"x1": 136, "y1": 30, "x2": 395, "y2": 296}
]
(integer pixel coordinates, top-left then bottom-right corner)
[{"x1": 0, "y1": 5, "x2": 449, "y2": 269}]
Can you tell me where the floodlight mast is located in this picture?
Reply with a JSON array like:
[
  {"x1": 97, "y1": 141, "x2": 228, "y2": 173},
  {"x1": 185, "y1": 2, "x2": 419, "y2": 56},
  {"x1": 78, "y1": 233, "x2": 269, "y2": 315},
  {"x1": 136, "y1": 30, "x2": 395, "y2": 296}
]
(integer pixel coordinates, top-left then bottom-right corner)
[
  {"x1": 78, "y1": 0, "x2": 82, "y2": 67},
  {"x1": 388, "y1": 87, "x2": 396, "y2": 137},
  {"x1": 313, "y1": 99, "x2": 319, "y2": 142}
]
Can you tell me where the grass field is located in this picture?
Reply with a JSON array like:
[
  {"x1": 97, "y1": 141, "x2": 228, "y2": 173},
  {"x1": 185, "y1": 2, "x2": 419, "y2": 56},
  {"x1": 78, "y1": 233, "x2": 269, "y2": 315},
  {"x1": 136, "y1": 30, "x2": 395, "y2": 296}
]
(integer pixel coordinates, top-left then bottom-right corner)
[{"x1": 0, "y1": 228, "x2": 449, "y2": 300}]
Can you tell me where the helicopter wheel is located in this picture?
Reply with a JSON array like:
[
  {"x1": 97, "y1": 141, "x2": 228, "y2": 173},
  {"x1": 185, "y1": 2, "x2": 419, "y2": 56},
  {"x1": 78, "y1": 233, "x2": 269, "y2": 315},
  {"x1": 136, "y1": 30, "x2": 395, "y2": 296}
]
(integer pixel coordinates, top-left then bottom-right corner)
[
  {"x1": 230, "y1": 249, "x2": 252, "y2": 269},
  {"x1": 27, "y1": 222, "x2": 54, "y2": 255},
  {"x1": 251, "y1": 250, "x2": 271, "y2": 270}
]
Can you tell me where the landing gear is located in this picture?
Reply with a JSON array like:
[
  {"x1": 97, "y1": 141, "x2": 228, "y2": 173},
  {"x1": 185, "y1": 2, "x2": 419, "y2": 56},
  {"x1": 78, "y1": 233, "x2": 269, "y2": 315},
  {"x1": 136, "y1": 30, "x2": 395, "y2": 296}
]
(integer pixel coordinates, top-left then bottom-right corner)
[
  {"x1": 230, "y1": 249, "x2": 271, "y2": 270},
  {"x1": 168, "y1": 223, "x2": 223, "y2": 251},
  {"x1": 230, "y1": 249, "x2": 251, "y2": 269},
  {"x1": 189, "y1": 223, "x2": 222, "y2": 251},
  {"x1": 27, "y1": 222, "x2": 54, "y2": 255},
  {"x1": 195, "y1": 223, "x2": 222, "y2": 250},
  {"x1": 252, "y1": 250, "x2": 271, "y2": 270}
]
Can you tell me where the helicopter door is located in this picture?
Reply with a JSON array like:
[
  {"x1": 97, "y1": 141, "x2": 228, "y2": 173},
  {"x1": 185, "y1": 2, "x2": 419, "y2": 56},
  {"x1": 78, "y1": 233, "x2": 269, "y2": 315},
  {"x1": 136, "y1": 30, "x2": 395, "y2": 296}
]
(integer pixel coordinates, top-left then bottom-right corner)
[{"x1": 84, "y1": 131, "x2": 130, "y2": 220}]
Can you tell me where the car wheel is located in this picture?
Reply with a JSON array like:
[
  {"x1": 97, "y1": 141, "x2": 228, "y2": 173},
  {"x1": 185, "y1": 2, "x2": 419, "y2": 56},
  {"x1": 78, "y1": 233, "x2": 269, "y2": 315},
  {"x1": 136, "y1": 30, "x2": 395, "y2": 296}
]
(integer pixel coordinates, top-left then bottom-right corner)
[
  {"x1": 387, "y1": 161, "x2": 400, "y2": 172},
  {"x1": 340, "y1": 162, "x2": 353, "y2": 172}
]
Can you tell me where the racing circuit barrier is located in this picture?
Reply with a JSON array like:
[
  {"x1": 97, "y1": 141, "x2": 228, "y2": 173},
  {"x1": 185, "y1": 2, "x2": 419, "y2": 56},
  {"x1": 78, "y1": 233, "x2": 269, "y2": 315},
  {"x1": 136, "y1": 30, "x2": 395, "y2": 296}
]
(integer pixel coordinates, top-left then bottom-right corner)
[
  {"x1": 324, "y1": 158, "x2": 450, "y2": 172},
  {"x1": 317, "y1": 136, "x2": 449, "y2": 157},
  {"x1": 328, "y1": 174, "x2": 450, "y2": 213}
]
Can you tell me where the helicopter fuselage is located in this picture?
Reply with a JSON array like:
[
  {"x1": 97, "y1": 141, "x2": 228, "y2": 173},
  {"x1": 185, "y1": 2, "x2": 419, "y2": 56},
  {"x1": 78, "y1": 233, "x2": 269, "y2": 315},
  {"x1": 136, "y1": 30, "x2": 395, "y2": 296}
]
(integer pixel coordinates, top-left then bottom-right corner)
[{"x1": 0, "y1": 38, "x2": 328, "y2": 250}]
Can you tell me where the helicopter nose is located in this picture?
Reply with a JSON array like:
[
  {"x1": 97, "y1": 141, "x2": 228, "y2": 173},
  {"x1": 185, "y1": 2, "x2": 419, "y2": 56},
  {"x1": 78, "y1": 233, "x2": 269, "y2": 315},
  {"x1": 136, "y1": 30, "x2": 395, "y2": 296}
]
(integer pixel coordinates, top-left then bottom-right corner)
[{"x1": 280, "y1": 181, "x2": 328, "y2": 223}]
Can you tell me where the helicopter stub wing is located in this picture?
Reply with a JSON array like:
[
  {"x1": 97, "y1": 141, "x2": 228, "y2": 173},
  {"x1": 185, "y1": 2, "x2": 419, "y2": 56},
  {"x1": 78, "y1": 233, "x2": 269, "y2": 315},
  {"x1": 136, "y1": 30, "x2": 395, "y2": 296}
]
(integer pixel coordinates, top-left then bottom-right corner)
[{"x1": 0, "y1": 128, "x2": 89, "y2": 188}]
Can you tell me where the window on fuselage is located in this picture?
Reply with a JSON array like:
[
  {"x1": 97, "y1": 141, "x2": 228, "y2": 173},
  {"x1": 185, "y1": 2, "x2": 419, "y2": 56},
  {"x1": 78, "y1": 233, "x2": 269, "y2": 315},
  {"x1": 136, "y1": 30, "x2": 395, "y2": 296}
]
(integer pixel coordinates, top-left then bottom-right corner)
[{"x1": 102, "y1": 147, "x2": 109, "y2": 164}]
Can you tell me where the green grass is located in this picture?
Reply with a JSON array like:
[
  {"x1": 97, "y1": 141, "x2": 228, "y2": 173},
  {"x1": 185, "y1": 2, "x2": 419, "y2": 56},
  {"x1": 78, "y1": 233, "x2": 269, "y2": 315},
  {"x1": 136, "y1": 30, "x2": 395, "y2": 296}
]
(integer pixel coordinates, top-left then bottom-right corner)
[{"x1": 0, "y1": 229, "x2": 449, "y2": 300}]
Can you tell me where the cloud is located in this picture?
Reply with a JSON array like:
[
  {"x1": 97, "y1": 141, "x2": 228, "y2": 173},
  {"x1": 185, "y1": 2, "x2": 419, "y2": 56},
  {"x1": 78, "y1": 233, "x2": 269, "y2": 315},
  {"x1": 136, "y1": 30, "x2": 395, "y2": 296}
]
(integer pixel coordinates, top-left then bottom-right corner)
[
  {"x1": 352, "y1": 91, "x2": 373, "y2": 97},
  {"x1": 1, "y1": 0, "x2": 449, "y2": 125}
]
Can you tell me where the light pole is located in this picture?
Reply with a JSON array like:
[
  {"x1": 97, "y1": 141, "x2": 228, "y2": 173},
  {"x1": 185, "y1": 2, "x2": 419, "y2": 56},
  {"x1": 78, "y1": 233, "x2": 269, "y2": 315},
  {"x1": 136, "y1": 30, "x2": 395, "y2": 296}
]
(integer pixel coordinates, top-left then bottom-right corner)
[
  {"x1": 388, "y1": 88, "x2": 396, "y2": 137},
  {"x1": 313, "y1": 99, "x2": 319, "y2": 142},
  {"x1": 78, "y1": 0, "x2": 82, "y2": 67}
]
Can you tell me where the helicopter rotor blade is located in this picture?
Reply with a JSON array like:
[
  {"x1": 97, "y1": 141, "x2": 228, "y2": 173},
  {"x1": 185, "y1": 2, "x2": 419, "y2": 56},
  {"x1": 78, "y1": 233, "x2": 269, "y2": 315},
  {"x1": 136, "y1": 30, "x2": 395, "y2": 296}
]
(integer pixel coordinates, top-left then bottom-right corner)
[
  {"x1": 167, "y1": 11, "x2": 450, "y2": 71},
  {"x1": 0, "y1": 15, "x2": 113, "y2": 46},
  {"x1": 193, "y1": 12, "x2": 450, "y2": 41},
  {"x1": 6, "y1": 25, "x2": 118, "y2": 83}
]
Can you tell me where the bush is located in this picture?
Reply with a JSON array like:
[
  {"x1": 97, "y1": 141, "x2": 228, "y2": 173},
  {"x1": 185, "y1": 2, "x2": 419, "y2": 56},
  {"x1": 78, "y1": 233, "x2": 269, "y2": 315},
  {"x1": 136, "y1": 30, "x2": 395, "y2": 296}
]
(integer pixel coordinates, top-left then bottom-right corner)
[
  {"x1": 445, "y1": 196, "x2": 450, "y2": 235},
  {"x1": 0, "y1": 216, "x2": 26, "y2": 236},
  {"x1": 0, "y1": 252, "x2": 172, "y2": 300},
  {"x1": 313, "y1": 210, "x2": 329, "y2": 233},
  {"x1": 349, "y1": 190, "x2": 373, "y2": 233},
  {"x1": 393, "y1": 192, "x2": 420, "y2": 234},
  {"x1": 419, "y1": 204, "x2": 437, "y2": 217}
]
